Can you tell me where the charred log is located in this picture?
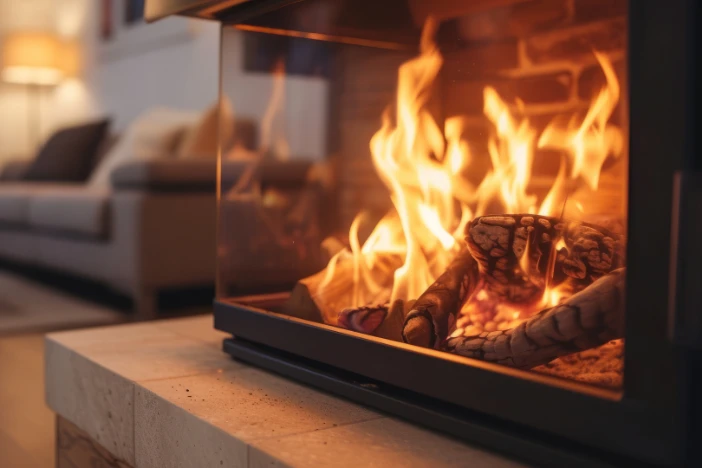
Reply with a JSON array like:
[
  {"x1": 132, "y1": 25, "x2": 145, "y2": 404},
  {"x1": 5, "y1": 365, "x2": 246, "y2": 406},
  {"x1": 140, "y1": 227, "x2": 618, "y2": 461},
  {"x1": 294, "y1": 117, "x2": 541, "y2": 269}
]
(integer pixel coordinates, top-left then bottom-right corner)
[
  {"x1": 338, "y1": 303, "x2": 389, "y2": 334},
  {"x1": 559, "y1": 222, "x2": 626, "y2": 293},
  {"x1": 375, "y1": 298, "x2": 412, "y2": 341},
  {"x1": 336, "y1": 298, "x2": 410, "y2": 341},
  {"x1": 465, "y1": 214, "x2": 625, "y2": 303},
  {"x1": 284, "y1": 253, "x2": 402, "y2": 325},
  {"x1": 444, "y1": 268, "x2": 626, "y2": 369},
  {"x1": 402, "y1": 248, "x2": 480, "y2": 349}
]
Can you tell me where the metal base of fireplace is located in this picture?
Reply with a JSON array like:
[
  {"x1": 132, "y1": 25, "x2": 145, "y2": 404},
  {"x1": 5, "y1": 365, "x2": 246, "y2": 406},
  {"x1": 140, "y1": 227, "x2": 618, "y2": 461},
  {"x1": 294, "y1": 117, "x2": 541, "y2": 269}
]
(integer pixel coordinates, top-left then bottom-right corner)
[{"x1": 223, "y1": 336, "x2": 627, "y2": 468}]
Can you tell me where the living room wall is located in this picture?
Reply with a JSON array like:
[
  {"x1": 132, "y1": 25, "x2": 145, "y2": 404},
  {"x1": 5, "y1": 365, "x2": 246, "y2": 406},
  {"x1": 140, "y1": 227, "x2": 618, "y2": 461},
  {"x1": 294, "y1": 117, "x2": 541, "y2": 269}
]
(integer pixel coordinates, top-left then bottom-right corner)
[
  {"x1": 0, "y1": 0, "x2": 59, "y2": 162},
  {"x1": 69, "y1": 0, "x2": 221, "y2": 132},
  {"x1": 0, "y1": 0, "x2": 219, "y2": 164},
  {"x1": 0, "y1": 0, "x2": 328, "y2": 165}
]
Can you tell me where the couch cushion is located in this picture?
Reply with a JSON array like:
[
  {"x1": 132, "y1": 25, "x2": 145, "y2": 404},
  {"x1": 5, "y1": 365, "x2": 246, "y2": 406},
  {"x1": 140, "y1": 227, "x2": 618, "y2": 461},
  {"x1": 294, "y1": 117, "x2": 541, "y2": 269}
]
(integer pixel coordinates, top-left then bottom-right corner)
[
  {"x1": 24, "y1": 119, "x2": 111, "y2": 182},
  {"x1": 28, "y1": 188, "x2": 110, "y2": 238},
  {"x1": 0, "y1": 184, "x2": 50, "y2": 225},
  {"x1": 89, "y1": 108, "x2": 199, "y2": 188},
  {"x1": 177, "y1": 98, "x2": 234, "y2": 159},
  {"x1": 110, "y1": 159, "x2": 216, "y2": 191},
  {"x1": 0, "y1": 159, "x2": 31, "y2": 181}
]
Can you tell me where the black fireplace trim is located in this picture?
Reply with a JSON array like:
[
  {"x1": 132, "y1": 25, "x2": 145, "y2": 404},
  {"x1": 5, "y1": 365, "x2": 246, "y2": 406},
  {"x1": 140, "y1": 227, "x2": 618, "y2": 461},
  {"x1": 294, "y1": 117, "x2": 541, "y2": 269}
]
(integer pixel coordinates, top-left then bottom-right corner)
[
  {"x1": 215, "y1": 299, "x2": 676, "y2": 465},
  {"x1": 223, "y1": 337, "x2": 644, "y2": 468}
]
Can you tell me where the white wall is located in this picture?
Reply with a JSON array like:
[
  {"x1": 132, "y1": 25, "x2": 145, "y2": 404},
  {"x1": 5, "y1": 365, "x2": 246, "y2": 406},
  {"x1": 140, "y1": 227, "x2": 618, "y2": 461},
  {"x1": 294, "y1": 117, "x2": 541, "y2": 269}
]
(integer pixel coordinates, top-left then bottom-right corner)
[
  {"x1": 0, "y1": 0, "x2": 327, "y2": 164},
  {"x1": 0, "y1": 0, "x2": 220, "y2": 163},
  {"x1": 0, "y1": 0, "x2": 58, "y2": 161},
  {"x1": 221, "y1": 27, "x2": 328, "y2": 160},
  {"x1": 69, "y1": 0, "x2": 220, "y2": 132}
]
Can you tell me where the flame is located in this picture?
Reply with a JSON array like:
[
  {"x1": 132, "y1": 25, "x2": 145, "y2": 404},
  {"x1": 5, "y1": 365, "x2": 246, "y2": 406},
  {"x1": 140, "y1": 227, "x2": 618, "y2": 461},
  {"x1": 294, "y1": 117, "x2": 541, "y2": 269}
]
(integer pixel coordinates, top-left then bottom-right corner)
[
  {"x1": 365, "y1": 18, "x2": 469, "y2": 303},
  {"x1": 259, "y1": 59, "x2": 290, "y2": 161},
  {"x1": 227, "y1": 59, "x2": 292, "y2": 194},
  {"x1": 317, "y1": 21, "x2": 624, "y2": 315},
  {"x1": 538, "y1": 52, "x2": 624, "y2": 190},
  {"x1": 482, "y1": 88, "x2": 538, "y2": 214}
]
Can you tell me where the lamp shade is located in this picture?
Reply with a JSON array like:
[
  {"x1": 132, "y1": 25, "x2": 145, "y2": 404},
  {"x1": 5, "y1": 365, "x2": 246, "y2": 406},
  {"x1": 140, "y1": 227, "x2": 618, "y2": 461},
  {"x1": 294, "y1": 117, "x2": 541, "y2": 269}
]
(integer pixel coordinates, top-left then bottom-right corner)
[{"x1": 1, "y1": 33, "x2": 66, "y2": 85}]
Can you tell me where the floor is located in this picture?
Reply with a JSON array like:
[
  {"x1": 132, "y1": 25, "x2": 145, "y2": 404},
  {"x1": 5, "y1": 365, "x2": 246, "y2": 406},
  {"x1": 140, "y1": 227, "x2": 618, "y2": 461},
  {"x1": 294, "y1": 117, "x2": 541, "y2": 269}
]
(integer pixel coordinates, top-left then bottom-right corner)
[
  {"x1": 0, "y1": 272, "x2": 122, "y2": 336},
  {"x1": 0, "y1": 333, "x2": 55, "y2": 468},
  {"x1": 0, "y1": 266, "x2": 213, "y2": 468}
]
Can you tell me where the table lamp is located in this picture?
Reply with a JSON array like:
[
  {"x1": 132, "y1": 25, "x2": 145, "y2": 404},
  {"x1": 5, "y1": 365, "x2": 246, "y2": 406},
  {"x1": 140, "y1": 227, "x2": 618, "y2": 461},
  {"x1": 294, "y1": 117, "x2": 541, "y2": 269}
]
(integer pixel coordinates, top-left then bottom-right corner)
[{"x1": 1, "y1": 33, "x2": 72, "y2": 147}]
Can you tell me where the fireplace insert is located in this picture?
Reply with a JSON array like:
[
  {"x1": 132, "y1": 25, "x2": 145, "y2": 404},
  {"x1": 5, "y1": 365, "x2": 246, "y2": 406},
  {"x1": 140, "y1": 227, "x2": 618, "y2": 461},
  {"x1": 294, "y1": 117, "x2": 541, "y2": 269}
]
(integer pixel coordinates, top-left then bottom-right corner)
[{"x1": 151, "y1": 1, "x2": 699, "y2": 465}]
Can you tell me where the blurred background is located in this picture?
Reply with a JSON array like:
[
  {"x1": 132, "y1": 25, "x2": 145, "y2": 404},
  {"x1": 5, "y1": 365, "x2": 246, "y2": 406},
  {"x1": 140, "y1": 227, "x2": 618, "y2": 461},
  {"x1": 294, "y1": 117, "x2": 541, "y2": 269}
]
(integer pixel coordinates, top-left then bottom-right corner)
[
  {"x1": 0, "y1": 0, "x2": 327, "y2": 465},
  {"x1": 0, "y1": 0, "x2": 218, "y2": 160}
]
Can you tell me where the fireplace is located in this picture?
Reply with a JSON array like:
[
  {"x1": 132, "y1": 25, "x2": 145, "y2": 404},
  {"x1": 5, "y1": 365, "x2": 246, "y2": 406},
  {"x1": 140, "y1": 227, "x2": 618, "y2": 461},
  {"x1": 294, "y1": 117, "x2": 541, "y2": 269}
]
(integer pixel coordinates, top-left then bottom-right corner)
[{"x1": 151, "y1": 1, "x2": 699, "y2": 465}]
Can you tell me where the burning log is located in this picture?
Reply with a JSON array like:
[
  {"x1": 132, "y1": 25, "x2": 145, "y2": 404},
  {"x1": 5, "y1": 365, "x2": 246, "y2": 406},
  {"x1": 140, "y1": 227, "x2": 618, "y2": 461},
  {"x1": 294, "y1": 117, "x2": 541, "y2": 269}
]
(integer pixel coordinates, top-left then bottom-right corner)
[
  {"x1": 376, "y1": 298, "x2": 413, "y2": 341},
  {"x1": 444, "y1": 268, "x2": 626, "y2": 369},
  {"x1": 284, "y1": 252, "x2": 402, "y2": 325},
  {"x1": 558, "y1": 221, "x2": 626, "y2": 292},
  {"x1": 466, "y1": 215, "x2": 552, "y2": 304},
  {"x1": 402, "y1": 248, "x2": 480, "y2": 349},
  {"x1": 338, "y1": 303, "x2": 389, "y2": 334},
  {"x1": 465, "y1": 214, "x2": 625, "y2": 303},
  {"x1": 337, "y1": 298, "x2": 414, "y2": 342}
]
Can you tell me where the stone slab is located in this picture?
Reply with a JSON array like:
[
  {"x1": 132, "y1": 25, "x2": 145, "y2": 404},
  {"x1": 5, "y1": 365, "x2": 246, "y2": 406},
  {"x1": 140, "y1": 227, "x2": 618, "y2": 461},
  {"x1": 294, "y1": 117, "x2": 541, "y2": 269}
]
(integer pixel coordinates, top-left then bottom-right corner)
[
  {"x1": 46, "y1": 315, "x2": 525, "y2": 468},
  {"x1": 134, "y1": 385, "x2": 247, "y2": 468},
  {"x1": 48, "y1": 320, "x2": 242, "y2": 382},
  {"x1": 152, "y1": 315, "x2": 228, "y2": 347},
  {"x1": 135, "y1": 366, "x2": 381, "y2": 445},
  {"x1": 45, "y1": 339, "x2": 135, "y2": 465},
  {"x1": 249, "y1": 417, "x2": 526, "y2": 468}
]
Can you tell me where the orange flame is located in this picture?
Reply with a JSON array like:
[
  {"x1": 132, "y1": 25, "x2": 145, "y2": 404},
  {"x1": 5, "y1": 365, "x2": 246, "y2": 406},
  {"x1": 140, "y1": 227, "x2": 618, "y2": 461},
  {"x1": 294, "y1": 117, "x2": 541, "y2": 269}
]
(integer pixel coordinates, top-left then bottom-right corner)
[
  {"x1": 319, "y1": 21, "x2": 624, "y2": 314},
  {"x1": 538, "y1": 52, "x2": 624, "y2": 190},
  {"x1": 477, "y1": 88, "x2": 538, "y2": 215},
  {"x1": 259, "y1": 59, "x2": 290, "y2": 161}
]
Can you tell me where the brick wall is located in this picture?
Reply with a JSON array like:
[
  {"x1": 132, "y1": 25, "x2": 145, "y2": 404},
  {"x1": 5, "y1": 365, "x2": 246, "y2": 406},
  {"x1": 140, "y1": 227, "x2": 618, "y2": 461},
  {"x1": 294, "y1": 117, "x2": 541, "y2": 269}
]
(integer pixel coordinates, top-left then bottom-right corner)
[
  {"x1": 333, "y1": 0, "x2": 628, "y2": 230},
  {"x1": 443, "y1": 0, "x2": 626, "y2": 123}
]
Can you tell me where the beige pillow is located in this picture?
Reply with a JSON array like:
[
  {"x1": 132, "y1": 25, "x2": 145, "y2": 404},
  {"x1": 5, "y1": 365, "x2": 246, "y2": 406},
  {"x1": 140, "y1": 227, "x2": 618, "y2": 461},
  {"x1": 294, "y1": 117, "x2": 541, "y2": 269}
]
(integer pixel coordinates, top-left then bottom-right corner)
[
  {"x1": 177, "y1": 98, "x2": 234, "y2": 159},
  {"x1": 89, "y1": 108, "x2": 199, "y2": 187}
]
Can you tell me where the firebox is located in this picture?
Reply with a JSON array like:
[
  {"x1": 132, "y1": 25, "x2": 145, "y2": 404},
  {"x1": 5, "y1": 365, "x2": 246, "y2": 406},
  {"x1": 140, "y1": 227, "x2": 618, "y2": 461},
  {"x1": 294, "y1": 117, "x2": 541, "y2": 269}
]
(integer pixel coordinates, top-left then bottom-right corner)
[{"x1": 150, "y1": 1, "x2": 699, "y2": 465}]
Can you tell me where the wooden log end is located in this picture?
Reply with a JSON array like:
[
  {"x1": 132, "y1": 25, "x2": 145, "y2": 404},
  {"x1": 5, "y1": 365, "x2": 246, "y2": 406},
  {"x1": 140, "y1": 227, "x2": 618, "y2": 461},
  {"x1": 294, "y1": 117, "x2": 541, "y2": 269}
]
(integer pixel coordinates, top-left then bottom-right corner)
[
  {"x1": 338, "y1": 304, "x2": 388, "y2": 334},
  {"x1": 374, "y1": 299, "x2": 409, "y2": 342},
  {"x1": 282, "y1": 281, "x2": 325, "y2": 323},
  {"x1": 402, "y1": 309, "x2": 436, "y2": 348}
]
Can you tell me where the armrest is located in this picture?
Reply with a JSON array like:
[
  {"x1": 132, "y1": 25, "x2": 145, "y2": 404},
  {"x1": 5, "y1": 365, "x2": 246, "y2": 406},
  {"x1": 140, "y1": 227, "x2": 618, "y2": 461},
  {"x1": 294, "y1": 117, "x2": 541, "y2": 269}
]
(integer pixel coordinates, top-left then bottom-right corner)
[
  {"x1": 111, "y1": 159, "x2": 317, "y2": 192},
  {"x1": 0, "y1": 159, "x2": 31, "y2": 181},
  {"x1": 110, "y1": 159, "x2": 216, "y2": 191}
]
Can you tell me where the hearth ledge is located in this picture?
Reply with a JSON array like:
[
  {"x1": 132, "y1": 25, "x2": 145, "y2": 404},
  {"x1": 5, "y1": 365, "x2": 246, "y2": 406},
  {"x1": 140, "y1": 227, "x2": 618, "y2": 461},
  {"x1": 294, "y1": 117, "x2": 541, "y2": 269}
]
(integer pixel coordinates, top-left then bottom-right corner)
[{"x1": 44, "y1": 315, "x2": 524, "y2": 467}]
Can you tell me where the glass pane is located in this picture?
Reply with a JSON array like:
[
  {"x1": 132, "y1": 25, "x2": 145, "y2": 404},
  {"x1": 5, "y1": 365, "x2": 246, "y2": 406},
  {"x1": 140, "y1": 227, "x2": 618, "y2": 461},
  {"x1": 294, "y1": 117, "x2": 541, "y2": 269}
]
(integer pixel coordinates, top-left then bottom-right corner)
[{"x1": 217, "y1": 0, "x2": 628, "y2": 392}]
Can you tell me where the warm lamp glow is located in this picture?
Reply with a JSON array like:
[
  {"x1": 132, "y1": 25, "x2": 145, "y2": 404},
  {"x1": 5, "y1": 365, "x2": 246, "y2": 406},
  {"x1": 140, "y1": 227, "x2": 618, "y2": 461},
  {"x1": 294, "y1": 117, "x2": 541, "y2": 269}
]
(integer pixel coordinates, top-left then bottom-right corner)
[
  {"x1": 1, "y1": 33, "x2": 70, "y2": 86},
  {"x1": 60, "y1": 40, "x2": 81, "y2": 78}
]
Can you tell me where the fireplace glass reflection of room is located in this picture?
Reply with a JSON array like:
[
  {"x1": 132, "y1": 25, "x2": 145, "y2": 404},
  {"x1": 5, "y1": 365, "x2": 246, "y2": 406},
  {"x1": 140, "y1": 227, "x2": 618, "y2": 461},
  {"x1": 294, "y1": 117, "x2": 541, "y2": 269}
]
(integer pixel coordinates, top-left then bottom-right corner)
[{"x1": 147, "y1": 0, "x2": 701, "y2": 465}]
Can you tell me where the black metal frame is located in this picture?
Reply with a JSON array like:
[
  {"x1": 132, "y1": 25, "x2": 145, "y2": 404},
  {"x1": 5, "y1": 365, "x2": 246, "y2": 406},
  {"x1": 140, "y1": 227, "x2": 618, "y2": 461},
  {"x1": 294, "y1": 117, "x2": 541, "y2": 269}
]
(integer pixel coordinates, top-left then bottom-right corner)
[
  {"x1": 208, "y1": 0, "x2": 699, "y2": 465},
  {"x1": 215, "y1": 296, "x2": 667, "y2": 465},
  {"x1": 223, "y1": 336, "x2": 639, "y2": 467}
]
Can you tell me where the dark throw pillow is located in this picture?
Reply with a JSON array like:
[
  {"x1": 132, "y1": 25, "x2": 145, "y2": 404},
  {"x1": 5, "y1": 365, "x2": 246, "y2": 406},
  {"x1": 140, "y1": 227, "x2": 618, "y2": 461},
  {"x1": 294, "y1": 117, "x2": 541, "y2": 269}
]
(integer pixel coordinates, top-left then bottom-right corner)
[{"x1": 23, "y1": 119, "x2": 111, "y2": 182}]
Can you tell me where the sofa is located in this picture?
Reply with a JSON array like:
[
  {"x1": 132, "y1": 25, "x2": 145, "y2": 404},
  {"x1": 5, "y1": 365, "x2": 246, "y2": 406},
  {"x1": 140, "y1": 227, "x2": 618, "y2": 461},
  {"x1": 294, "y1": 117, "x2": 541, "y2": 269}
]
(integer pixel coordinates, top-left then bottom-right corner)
[
  {"x1": 0, "y1": 158, "x2": 218, "y2": 319},
  {"x1": 0, "y1": 102, "x2": 324, "y2": 318},
  {"x1": 0, "y1": 104, "x2": 254, "y2": 318}
]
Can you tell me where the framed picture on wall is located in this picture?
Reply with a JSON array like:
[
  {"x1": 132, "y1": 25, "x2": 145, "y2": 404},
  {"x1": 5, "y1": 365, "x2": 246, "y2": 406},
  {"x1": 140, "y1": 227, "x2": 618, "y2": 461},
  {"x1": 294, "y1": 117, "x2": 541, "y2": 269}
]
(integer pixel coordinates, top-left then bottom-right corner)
[
  {"x1": 98, "y1": 0, "x2": 201, "y2": 61},
  {"x1": 243, "y1": 32, "x2": 331, "y2": 77},
  {"x1": 124, "y1": 0, "x2": 146, "y2": 24},
  {"x1": 100, "y1": 0, "x2": 114, "y2": 41}
]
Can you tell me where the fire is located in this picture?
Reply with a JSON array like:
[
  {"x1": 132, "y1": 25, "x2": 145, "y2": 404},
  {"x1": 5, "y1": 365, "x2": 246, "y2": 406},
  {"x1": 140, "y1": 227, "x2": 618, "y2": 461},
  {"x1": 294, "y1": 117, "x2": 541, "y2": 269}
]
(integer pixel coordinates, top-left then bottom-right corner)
[
  {"x1": 318, "y1": 21, "x2": 624, "y2": 318},
  {"x1": 259, "y1": 59, "x2": 290, "y2": 161},
  {"x1": 538, "y1": 51, "x2": 624, "y2": 190},
  {"x1": 481, "y1": 88, "x2": 538, "y2": 214},
  {"x1": 365, "y1": 19, "x2": 468, "y2": 303}
]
